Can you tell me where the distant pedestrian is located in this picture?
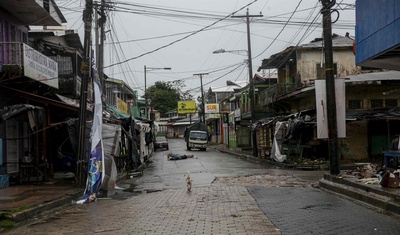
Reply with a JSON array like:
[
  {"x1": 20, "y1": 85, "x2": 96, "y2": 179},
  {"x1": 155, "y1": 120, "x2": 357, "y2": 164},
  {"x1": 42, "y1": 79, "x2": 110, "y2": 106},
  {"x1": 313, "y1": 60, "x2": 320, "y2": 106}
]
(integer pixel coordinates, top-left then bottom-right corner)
[{"x1": 391, "y1": 135, "x2": 399, "y2": 150}]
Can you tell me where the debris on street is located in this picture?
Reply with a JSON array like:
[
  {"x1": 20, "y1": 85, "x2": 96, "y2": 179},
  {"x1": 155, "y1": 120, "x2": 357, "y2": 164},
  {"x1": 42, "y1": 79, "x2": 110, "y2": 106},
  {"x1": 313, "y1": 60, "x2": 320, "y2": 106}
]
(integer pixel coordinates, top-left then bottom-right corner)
[
  {"x1": 338, "y1": 163, "x2": 380, "y2": 180},
  {"x1": 215, "y1": 174, "x2": 308, "y2": 187}
]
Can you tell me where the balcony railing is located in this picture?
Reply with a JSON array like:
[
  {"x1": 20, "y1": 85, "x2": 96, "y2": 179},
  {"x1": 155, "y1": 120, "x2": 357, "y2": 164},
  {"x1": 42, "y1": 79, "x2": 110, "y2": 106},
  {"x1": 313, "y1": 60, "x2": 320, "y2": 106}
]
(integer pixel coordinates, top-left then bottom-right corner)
[
  {"x1": 0, "y1": 42, "x2": 59, "y2": 89},
  {"x1": 258, "y1": 83, "x2": 307, "y2": 106}
]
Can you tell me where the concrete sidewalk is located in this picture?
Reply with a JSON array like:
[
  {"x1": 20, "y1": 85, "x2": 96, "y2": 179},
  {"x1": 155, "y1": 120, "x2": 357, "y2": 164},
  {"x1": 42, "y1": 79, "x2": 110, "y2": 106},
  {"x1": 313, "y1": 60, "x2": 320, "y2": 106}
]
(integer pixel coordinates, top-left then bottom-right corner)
[
  {"x1": 3, "y1": 186, "x2": 283, "y2": 235},
  {"x1": 0, "y1": 183, "x2": 83, "y2": 224},
  {"x1": 211, "y1": 144, "x2": 400, "y2": 217}
]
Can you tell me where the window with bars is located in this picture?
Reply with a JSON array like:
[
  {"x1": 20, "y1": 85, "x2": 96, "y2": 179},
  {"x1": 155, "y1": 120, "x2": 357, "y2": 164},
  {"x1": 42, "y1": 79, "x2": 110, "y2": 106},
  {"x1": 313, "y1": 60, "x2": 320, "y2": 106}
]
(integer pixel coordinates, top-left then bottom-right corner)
[
  {"x1": 385, "y1": 99, "x2": 398, "y2": 107},
  {"x1": 371, "y1": 99, "x2": 383, "y2": 108},
  {"x1": 348, "y1": 100, "x2": 361, "y2": 109},
  {"x1": 316, "y1": 63, "x2": 338, "y2": 79}
]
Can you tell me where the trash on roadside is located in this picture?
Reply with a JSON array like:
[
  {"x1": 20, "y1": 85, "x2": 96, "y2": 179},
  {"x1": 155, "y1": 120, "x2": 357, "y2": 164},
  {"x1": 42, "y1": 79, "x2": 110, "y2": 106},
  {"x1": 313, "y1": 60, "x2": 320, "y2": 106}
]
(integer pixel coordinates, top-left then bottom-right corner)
[
  {"x1": 338, "y1": 163, "x2": 385, "y2": 185},
  {"x1": 338, "y1": 163, "x2": 380, "y2": 179},
  {"x1": 378, "y1": 170, "x2": 400, "y2": 188}
]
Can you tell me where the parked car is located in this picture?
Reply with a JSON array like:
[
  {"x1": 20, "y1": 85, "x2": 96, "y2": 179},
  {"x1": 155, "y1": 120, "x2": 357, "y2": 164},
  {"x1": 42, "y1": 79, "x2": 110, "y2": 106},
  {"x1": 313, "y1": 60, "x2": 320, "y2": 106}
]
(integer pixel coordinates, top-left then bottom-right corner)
[{"x1": 154, "y1": 136, "x2": 169, "y2": 151}]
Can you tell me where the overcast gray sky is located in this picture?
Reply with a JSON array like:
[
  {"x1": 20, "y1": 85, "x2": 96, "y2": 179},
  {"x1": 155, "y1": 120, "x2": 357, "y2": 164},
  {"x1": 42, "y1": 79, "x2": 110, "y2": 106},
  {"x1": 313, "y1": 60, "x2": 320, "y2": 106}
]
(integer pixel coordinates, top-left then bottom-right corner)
[{"x1": 55, "y1": 0, "x2": 355, "y2": 99}]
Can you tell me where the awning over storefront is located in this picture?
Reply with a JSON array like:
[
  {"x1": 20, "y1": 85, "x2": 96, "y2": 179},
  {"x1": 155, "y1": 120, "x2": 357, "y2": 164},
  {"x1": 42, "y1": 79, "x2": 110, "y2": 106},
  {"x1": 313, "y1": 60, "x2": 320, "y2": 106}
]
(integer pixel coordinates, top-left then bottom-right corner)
[
  {"x1": 2, "y1": 87, "x2": 78, "y2": 112},
  {"x1": 347, "y1": 107, "x2": 400, "y2": 120},
  {"x1": 173, "y1": 122, "x2": 193, "y2": 126},
  {"x1": 0, "y1": 104, "x2": 43, "y2": 121},
  {"x1": 56, "y1": 94, "x2": 92, "y2": 112},
  {"x1": 106, "y1": 103, "x2": 130, "y2": 119}
]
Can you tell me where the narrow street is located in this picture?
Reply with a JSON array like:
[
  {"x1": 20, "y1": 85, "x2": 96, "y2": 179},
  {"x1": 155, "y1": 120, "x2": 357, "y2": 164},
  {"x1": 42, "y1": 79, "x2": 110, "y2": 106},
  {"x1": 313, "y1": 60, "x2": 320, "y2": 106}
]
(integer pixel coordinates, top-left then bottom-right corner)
[{"x1": 3, "y1": 139, "x2": 400, "y2": 235}]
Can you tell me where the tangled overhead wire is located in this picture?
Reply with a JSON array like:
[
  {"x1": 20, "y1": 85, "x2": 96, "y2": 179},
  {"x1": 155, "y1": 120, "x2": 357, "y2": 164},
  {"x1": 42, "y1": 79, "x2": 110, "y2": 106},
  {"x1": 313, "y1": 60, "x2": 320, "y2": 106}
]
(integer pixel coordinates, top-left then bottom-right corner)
[{"x1": 320, "y1": 0, "x2": 339, "y2": 24}]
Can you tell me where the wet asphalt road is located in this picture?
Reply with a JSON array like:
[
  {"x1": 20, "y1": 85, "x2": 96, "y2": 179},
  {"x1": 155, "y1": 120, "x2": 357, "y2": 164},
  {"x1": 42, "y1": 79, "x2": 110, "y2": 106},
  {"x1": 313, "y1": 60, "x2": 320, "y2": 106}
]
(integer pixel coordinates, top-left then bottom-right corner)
[
  {"x1": 4, "y1": 138, "x2": 400, "y2": 235},
  {"x1": 122, "y1": 138, "x2": 275, "y2": 192}
]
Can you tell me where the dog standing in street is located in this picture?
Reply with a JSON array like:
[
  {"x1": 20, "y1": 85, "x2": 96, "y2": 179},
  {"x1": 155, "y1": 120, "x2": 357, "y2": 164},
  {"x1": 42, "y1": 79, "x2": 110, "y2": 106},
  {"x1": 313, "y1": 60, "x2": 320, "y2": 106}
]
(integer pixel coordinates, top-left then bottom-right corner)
[{"x1": 186, "y1": 171, "x2": 193, "y2": 192}]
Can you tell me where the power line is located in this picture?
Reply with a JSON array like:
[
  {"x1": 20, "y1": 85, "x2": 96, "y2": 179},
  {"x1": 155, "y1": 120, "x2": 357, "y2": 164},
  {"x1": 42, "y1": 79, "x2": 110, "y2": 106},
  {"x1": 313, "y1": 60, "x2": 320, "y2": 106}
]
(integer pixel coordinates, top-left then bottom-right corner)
[
  {"x1": 103, "y1": 0, "x2": 259, "y2": 69},
  {"x1": 254, "y1": 0, "x2": 304, "y2": 59}
]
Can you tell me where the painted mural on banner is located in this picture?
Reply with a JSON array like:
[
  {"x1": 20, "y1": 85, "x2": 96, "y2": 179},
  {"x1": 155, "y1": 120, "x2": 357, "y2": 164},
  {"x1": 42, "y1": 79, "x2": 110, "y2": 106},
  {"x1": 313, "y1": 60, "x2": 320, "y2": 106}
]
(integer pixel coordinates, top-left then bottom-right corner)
[{"x1": 74, "y1": 51, "x2": 105, "y2": 204}]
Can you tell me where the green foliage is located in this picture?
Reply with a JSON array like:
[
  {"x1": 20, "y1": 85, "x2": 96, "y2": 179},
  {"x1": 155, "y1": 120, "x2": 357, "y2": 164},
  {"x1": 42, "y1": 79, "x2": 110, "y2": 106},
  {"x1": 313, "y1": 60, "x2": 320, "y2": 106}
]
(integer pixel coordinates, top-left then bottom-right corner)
[
  {"x1": 0, "y1": 219, "x2": 15, "y2": 228},
  {"x1": 147, "y1": 81, "x2": 180, "y2": 115},
  {"x1": 9, "y1": 205, "x2": 30, "y2": 213},
  {"x1": 0, "y1": 205, "x2": 31, "y2": 229}
]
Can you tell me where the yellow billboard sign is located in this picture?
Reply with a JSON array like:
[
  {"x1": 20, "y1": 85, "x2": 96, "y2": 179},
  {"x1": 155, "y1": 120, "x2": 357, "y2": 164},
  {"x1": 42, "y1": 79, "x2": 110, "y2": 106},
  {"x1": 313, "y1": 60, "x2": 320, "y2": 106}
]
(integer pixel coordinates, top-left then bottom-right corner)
[{"x1": 178, "y1": 100, "x2": 196, "y2": 114}]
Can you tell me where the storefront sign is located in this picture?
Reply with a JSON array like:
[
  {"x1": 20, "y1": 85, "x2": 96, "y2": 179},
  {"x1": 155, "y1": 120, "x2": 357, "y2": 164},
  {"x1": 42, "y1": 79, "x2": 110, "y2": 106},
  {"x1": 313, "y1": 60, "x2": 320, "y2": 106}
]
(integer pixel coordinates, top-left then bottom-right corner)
[
  {"x1": 23, "y1": 44, "x2": 58, "y2": 89},
  {"x1": 205, "y1": 103, "x2": 219, "y2": 113}
]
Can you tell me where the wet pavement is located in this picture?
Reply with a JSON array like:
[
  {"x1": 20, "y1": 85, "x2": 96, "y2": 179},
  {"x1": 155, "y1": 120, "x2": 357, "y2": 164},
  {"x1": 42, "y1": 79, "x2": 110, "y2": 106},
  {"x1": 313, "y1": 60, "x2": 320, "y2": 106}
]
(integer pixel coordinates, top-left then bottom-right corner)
[
  {"x1": 1, "y1": 139, "x2": 400, "y2": 234},
  {"x1": 3, "y1": 186, "x2": 282, "y2": 235},
  {"x1": 249, "y1": 186, "x2": 400, "y2": 235}
]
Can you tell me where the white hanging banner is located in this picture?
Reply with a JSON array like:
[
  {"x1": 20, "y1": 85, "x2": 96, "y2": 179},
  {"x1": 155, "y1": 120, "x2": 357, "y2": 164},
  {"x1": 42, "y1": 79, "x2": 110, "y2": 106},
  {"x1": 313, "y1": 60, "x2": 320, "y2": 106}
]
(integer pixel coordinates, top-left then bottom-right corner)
[
  {"x1": 315, "y1": 78, "x2": 346, "y2": 139},
  {"x1": 75, "y1": 50, "x2": 105, "y2": 204}
]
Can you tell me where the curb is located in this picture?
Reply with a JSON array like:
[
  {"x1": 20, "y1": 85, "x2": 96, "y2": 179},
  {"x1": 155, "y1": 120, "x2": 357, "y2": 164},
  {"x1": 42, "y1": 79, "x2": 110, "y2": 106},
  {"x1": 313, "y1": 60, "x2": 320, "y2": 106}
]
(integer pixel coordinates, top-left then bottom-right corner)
[
  {"x1": 7, "y1": 189, "x2": 83, "y2": 223},
  {"x1": 213, "y1": 145, "x2": 327, "y2": 171},
  {"x1": 319, "y1": 174, "x2": 400, "y2": 217}
]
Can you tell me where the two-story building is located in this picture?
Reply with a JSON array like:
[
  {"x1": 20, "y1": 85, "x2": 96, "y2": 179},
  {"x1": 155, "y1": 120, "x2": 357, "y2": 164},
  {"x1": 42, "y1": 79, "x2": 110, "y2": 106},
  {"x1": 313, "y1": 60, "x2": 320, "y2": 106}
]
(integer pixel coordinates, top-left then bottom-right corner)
[
  {"x1": 0, "y1": 1, "x2": 76, "y2": 182},
  {"x1": 257, "y1": 34, "x2": 357, "y2": 162},
  {"x1": 205, "y1": 80, "x2": 247, "y2": 144},
  {"x1": 257, "y1": 32, "x2": 400, "y2": 164},
  {"x1": 104, "y1": 77, "x2": 136, "y2": 118}
]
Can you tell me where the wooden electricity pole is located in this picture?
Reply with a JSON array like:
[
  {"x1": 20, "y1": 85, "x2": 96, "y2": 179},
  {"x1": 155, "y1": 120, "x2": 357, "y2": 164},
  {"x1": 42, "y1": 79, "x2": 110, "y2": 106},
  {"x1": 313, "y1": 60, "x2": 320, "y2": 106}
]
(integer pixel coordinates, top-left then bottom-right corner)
[
  {"x1": 77, "y1": 0, "x2": 93, "y2": 186},
  {"x1": 193, "y1": 73, "x2": 209, "y2": 123},
  {"x1": 321, "y1": 0, "x2": 340, "y2": 175},
  {"x1": 231, "y1": 9, "x2": 263, "y2": 158}
]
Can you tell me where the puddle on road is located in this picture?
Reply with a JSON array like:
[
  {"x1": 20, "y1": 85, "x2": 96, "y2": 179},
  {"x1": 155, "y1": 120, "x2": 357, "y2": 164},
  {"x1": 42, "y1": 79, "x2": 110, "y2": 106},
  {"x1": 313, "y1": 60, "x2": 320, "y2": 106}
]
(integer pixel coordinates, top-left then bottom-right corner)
[
  {"x1": 109, "y1": 185, "x2": 163, "y2": 201},
  {"x1": 123, "y1": 187, "x2": 162, "y2": 194}
]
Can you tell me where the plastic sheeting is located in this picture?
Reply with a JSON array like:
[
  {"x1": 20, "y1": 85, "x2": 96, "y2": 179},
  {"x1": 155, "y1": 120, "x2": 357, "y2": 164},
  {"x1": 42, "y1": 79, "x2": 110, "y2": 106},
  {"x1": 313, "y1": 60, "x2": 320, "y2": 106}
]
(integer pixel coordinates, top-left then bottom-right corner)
[
  {"x1": 101, "y1": 123, "x2": 120, "y2": 191},
  {"x1": 270, "y1": 121, "x2": 287, "y2": 163}
]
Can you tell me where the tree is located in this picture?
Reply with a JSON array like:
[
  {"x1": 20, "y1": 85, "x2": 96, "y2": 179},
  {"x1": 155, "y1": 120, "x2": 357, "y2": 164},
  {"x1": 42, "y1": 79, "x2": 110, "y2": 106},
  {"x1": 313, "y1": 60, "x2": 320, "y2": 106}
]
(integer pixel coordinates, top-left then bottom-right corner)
[
  {"x1": 170, "y1": 80, "x2": 193, "y2": 100},
  {"x1": 146, "y1": 81, "x2": 180, "y2": 115}
]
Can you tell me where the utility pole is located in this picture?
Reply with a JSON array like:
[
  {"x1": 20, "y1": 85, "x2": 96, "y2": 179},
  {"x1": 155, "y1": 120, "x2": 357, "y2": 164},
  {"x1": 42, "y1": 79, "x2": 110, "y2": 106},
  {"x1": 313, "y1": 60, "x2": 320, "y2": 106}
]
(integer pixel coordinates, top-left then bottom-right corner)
[
  {"x1": 144, "y1": 65, "x2": 148, "y2": 119},
  {"x1": 231, "y1": 9, "x2": 263, "y2": 158},
  {"x1": 77, "y1": 0, "x2": 93, "y2": 186},
  {"x1": 321, "y1": 0, "x2": 339, "y2": 175},
  {"x1": 94, "y1": 0, "x2": 106, "y2": 103},
  {"x1": 99, "y1": 0, "x2": 106, "y2": 103},
  {"x1": 193, "y1": 73, "x2": 208, "y2": 123}
]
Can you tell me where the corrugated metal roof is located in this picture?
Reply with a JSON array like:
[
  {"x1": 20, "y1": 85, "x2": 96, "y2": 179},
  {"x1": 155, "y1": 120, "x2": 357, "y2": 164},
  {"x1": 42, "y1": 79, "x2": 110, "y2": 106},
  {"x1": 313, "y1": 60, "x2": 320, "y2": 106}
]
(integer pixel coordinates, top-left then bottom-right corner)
[
  {"x1": 342, "y1": 70, "x2": 400, "y2": 82},
  {"x1": 209, "y1": 80, "x2": 248, "y2": 92},
  {"x1": 300, "y1": 35, "x2": 353, "y2": 49}
]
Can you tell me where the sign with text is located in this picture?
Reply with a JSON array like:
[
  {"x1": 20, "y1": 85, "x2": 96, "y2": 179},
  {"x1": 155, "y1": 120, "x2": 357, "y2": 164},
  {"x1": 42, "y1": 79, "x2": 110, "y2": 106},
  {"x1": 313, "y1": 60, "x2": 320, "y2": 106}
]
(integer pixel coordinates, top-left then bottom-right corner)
[
  {"x1": 23, "y1": 44, "x2": 58, "y2": 88},
  {"x1": 205, "y1": 103, "x2": 219, "y2": 114},
  {"x1": 178, "y1": 100, "x2": 196, "y2": 114},
  {"x1": 315, "y1": 78, "x2": 346, "y2": 139}
]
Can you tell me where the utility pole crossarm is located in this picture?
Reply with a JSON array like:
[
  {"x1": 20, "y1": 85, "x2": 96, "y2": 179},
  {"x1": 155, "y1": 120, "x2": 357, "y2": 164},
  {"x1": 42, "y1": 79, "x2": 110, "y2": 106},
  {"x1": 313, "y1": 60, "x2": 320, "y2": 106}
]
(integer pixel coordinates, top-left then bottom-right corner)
[{"x1": 193, "y1": 73, "x2": 209, "y2": 124}]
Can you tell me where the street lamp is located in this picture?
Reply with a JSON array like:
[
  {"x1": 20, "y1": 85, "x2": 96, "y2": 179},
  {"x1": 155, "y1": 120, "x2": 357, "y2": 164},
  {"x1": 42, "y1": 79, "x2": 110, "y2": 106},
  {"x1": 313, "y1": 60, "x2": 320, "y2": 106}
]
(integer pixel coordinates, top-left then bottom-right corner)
[
  {"x1": 212, "y1": 49, "x2": 248, "y2": 56},
  {"x1": 213, "y1": 47, "x2": 257, "y2": 157},
  {"x1": 144, "y1": 65, "x2": 171, "y2": 120},
  {"x1": 213, "y1": 9, "x2": 262, "y2": 158}
]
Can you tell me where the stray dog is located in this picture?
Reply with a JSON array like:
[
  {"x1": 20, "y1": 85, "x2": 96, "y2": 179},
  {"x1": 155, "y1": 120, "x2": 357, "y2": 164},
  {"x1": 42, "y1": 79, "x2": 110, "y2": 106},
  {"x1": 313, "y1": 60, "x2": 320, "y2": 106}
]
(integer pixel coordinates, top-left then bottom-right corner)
[{"x1": 186, "y1": 171, "x2": 193, "y2": 192}]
